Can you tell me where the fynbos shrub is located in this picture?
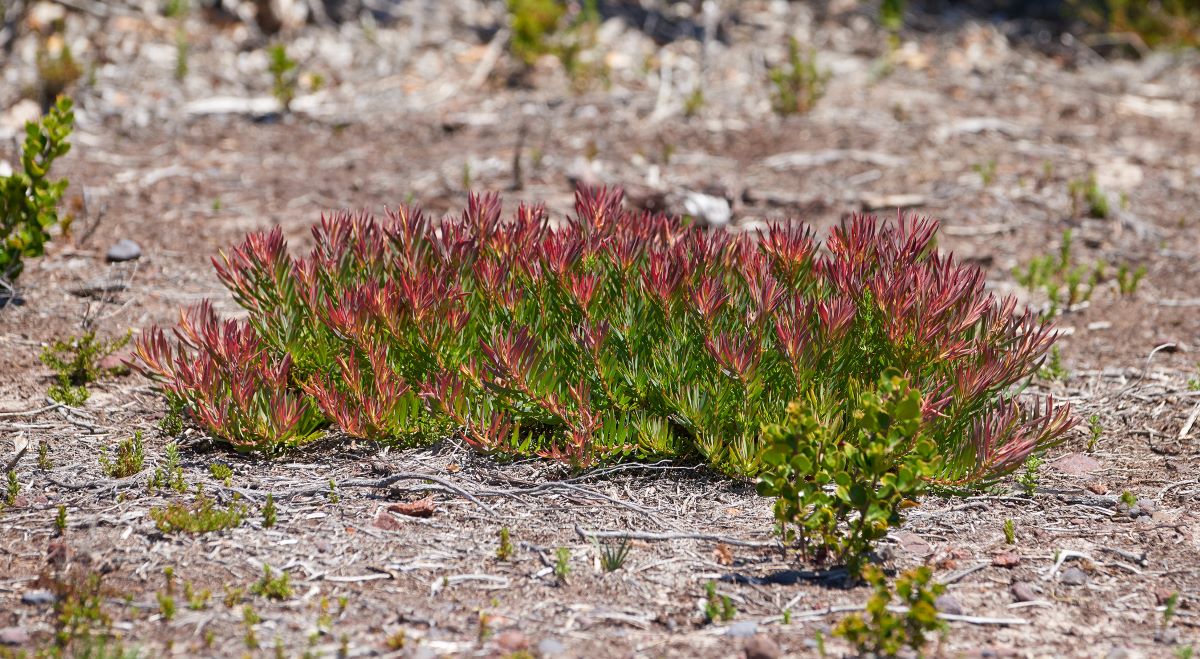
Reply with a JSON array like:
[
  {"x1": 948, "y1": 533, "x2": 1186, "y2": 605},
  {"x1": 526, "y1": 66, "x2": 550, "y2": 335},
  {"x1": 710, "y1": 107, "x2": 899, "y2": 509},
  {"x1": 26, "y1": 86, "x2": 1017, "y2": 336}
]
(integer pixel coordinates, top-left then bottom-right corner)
[
  {"x1": 1, "y1": 96, "x2": 74, "y2": 290},
  {"x1": 134, "y1": 187, "x2": 1072, "y2": 483}
]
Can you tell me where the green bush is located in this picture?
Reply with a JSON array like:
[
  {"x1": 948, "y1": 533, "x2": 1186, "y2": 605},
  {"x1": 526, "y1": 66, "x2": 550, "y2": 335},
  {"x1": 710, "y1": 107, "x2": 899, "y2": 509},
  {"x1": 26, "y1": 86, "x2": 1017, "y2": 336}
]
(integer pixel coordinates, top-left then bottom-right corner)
[
  {"x1": 833, "y1": 565, "x2": 946, "y2": 656},
  {"x1": 0, "y1": 96, "x2": 74, "y2": 290},
  {"x1": 757, "y1": 370, "x2": 937, "y2": 576},
  {"x1": 769, "y1": 37, "x2": 829, "y2": 116}
]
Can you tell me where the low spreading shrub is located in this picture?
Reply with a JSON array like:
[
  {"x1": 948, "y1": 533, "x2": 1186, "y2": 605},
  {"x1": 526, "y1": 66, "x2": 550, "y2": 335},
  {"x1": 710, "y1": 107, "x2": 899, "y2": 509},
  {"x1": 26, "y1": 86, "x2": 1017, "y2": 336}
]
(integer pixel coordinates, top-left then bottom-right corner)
[
  {"x1": 1, "y1": 96, "x2": 74, "y2": 290},
  {"x1": 134, "y1": 187, "x2": 1073, "y2": 484}
]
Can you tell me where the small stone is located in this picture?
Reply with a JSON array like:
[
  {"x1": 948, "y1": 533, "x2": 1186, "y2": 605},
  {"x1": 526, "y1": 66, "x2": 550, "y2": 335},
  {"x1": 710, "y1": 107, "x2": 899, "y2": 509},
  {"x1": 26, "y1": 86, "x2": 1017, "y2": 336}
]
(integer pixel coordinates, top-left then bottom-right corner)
[
  {"x1": 682, "y1": 191, "x2": 732, "y2": 227},
  {"x1": 892, "y1": 530, "x2": 932, "y2": 557},
  {"x1": 0, "y1": 627, "x2": 30, "y2": 645},
  {"x1": 992, "y1": 552, "x2": 1020, "y2": 568},
  {"x1": 21, "y1": 589, "x2": 56, "y2": 605},
  {"x1": 1052, "y1": 453, "x2": 1101, "y2": 475},
  {"x1": 1085, "y1": 481, "x2": 1108, "y2": 495},
  {"x1": 743, "y1": 635, "x2": 781, "y2": 659},
  {"x1": 726, "y1": 620, "x2": 758, "y2": 637},
  {"x1": 495, "y1": 630, "x2": 528, "y2": 652},
  {"x1": 935, "y1": 594, "x2": 964, "y2": 616},
  {"x1": 537, "y1": 638, "x2": 566, "y2": 656},
  {"x1": 105, "y1": 239, "x2": 142, "y2": 262},
  {"x1": 1134, "y1": 499, "x2": 1157, "y2": 515},
  {"x1": 1060, "y1": 567, "x2": 1088, "y2": 586},
  {"x1": 1010, "y1": 582, "x2": 1038, "y2": 602}
]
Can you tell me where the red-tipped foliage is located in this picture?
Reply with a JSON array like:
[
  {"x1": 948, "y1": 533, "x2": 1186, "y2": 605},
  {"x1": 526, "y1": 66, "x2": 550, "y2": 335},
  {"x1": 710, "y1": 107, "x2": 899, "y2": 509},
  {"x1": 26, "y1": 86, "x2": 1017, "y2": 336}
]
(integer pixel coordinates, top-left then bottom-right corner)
[{"x1": 133, "y1": 187, "x2": 1073, "y2": 480}]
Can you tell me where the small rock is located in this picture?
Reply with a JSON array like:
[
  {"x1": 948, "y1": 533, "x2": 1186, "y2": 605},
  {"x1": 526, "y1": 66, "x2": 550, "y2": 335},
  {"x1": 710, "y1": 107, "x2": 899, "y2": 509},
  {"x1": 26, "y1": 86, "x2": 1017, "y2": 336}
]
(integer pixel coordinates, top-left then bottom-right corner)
[
  {"x1": 105, "y1": 239, "x2": 142, "y2": 263},
  {"x1": 495, "y1": 630, "x2": 528, "y2": 652},
  {"x1": 21, "y1": 589, "x2": 56, "y2": 605},
  {"x1": 537, "y1": 638, "x2": 567, "y2": 657},
  {"x1": 1060, "y1": 567, "x2": 1088, "y2": 586},
  {"x1": 743, "y1": 635, "x2": 781, "y2": 659},
  {"x1": 992, "y1": 552, "x2": 1020, "y2": 568},
  {"x1": 935, "y1": 594, "x2": 964, "y2": 616},
  {"x1": 1135, "y1": 498, "x2": 1157, "y2": 515},
  {"x1": 1010, "y1": 582, "x2": 1038, "y2": 602},
  {"x1": 726, "y1": 620, "x2": 758, "y2": 638},
  {"x1": 683, "y1": 191, "x2": 732, "y2": 227},
  {"x1": 892, "y1": 530, "x2": 932, "y2": 557},
  {"x1": 1105, "y1": 648, "x2": 1134, "y2": 659},
  {"x1": 0, "y1": 627, "x2": 30, "y2": 645},
  {"x1": 1052, "y1": 453, "x2": 1101, "y2": 476},
  {"x1": 1085, "y1": 482, "x2": 1108, "y2": 495}
]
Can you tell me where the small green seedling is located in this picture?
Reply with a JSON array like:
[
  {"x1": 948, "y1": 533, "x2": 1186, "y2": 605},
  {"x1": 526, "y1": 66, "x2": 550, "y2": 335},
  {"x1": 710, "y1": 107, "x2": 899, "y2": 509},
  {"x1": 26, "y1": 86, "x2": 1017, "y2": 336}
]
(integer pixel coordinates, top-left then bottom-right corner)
[
  {"x1": 150, "y1": 491, "x2": 246, "y2": 534},
  {"x1": 1017, "y1": 454, "x2": 1042, "y2": 496},
  {"x1": 37, "y1": 441, "x2": 52, "y2": 469},
  {"x1": 1119, "y1": 490, "x2": 1137, "y2": 508},
  {"x1": 55, "y1": 504, "x2": 68, "y2": 534},
  {"x1": 209, "y1": 462, "x2": 232, "y2": 485},
  {"x1": 496, "y1": 527, "x2": 514, "y2": 561},
  {"x1": 100, "y1": 431, "x2": 145, "y2": 479},
  {"x1": 553, "y1": 547, "x2": 570, "y2": 583},
  {"x1": 1087, "y1": 414, "x2": 1102, "y2": 452},
  {"x1": 703, "y1": 580, "x2": 736, "y2": 622},
  {"x1": 973, "y1": 159, "x2": 997, "y2": 186},
  {"x1": 1163, "y1": 591, "x2": 1179, "y2": 628},
  {"x1": 327, "y1": 478, "x2": 339, "y2": 504},
  {"x1": 41, "y1": 330, "x2": 131, "y2": 405},
  {"x1": 267, "y1": 43, "x2": 298, "y2": 111},
  {"x1": 597, "y1": 537, "x2": 631, "y2": 572},
  {"x1": 156, "y1": 592, "x2": 176, "y2": 621},
  {"x1": 1039, "y1": 346, "x2": 1067, "y2": 381},
  {"x1": 833, "y1": 565, "x2": 946, "y2": 657},
  {"x1": 251, "y1": 564, "x2": 291, "y2": 600},
  {"x1": 262, "y1": 493, "x2": 277, "y2": 528},
  {"x1": 1003, "y1": 518, "x2": 1015, "y2": 545},
  {"x1": 5, "y1": 470, "x2": 18, "y2": 505},
  {"x1": 769, "y1": 37, "x2": 829, "y2": 116}
]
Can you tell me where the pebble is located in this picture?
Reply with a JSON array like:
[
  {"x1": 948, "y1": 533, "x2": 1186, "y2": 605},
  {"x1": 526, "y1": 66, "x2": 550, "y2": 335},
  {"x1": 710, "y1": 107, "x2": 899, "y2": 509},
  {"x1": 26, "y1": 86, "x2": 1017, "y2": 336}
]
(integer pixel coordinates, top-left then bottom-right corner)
[
  {"x1": 1010, "y1": 582, "x2": 1038, "y2": 602},
  {"x1": 991, "y1": 552, "x2": 1020, "y2": 568},
  {"x1": 495, "y1": 630, "x2": 528, "y2": 652},
  {"x1": 725, "y1": 620, "x2": 758, "y2": 637},
  {"x1": 537, "y1": 638, "x2": 567, "y2": 656},
  {"x1": 0, "y1": 627, "x2": 30, "y2": 645},
  {"x1": 743, "y1": 635, "x2": 781, "y2": 659},
  {"x1": 105, "y1": 239, "x2": 143, "y2": 262},
  {"x1": 935, "y1": 594, "x2": 964, "y2": 616},
  {"x1": 682, "y1": 191, "x2": 732, "y2": 227},
  {"x1": 21, "y1": 589, "x2": 56, "y2": 605},
  {"x1": 1060, "y1": 566, "x2": 1088, "y2": 586}
]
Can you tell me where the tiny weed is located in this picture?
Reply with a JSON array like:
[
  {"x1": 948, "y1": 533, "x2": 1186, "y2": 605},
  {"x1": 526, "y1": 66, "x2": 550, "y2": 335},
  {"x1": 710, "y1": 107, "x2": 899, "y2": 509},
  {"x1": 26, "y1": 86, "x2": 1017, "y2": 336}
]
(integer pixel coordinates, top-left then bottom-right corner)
[
  {"x1": 1115, "y1": 263, "x2": 1147, "y2": 296},
  {"x1": 1164, "y1": 591, "x2": 1180, "y2": 627},
  {"x1": 242, "y1": 604, "x2": 261, "y2": 626},
  {"x1": 150, "y1": 491, "x2": 246, "y2": 534},
  {"x1": 833, "y1": 565, "x2": 946, "y2": 658},
  {"x1": 703, "y1": 581, "x2": 736, "y2": 622},
  {"x1": 553, "y1": 547, "x2": 570, "y2": 583},
  {"x1": 224, "y1": 586, "x2": 245, "y2": 608},
  {"x1": 477, "y1": 610, "x2": 493, "y2": 643},
  {"x1": 41, "y1": 330, "x2": 131, "y2": 404},
  {"x1": 684, "y1": 86, "x2": 705, "y2": 118},
  {"x1": 386, "y1": 630, "x2": 406, "y2": 650},
  {"x1": 327, "y1": 478, "x2": 339, "y2": 504},
  {"x1": 185, "y1": 582, "x2": 210, "y2": 610},
  {"x1": 262, "y1": 493, "x2": 277, "y2": 528},
  {"x1": 769, "y1": 37, "x2": 829, "y2": 116},
  {"x1": 973, "y1": 159, "x2": 997, "y2": 186},
  {"x1": 174, "y1": 28, "x2": 189, "y2": 81},
  {"x1": 56, "y1": 504, "x2": 68, "y2": 534},
  {"x1": 267, "y1": 43, "x2": 299, "y2": 112},
  {"x1": 1003, "y1": 518, "x2": 1015, "y2": 545},
  {"x1": 156, "y1": 592, "x2": 176, "y2": 620},
  {"x1": 1176, "y1": 647, "x2": 1194, "y2": 659},
  {"x1": 209, "y1": 462, "x2": 233, "y2": 486},
  {"x1": 251, "y1": 564, "x2": 292, "y2": 600},
  {"x1": 38, "y1": 440, "x2": 52, "y2": 469},
  {"x1": 497, "y1": 527, "x2": 514, "y2": 561},
  {"x1": 1070, "y1": 174, "x2": 1109, "y2": 219},
  {"x1": 1017, "y1": 454, "x2": 1042, "y2": 496},
  {"x1": 1087, "y1": 414, "x2": 1103, "y2": 452},
  {"x1": 5, "y1": 470, "x2": 18, "y2": 505},
  {"x1": 1119, "y1": 490, "x2": 1137, "y2": 509},
  {"x1": 159, "y1": 397, "x2": 186, "y2": 436},
  {"x1": 782, "y1": 608, "x2": 792, "y2": 624},
  {"x1": 597, "y1": 537, "x2": 631, "y2": 572},
  {"x1": 99, "y1": 431, "x2": 145, "y2": 479},
  {"x1": 1039, "y1": 346, "x2": 1067, "y2": 382}
]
